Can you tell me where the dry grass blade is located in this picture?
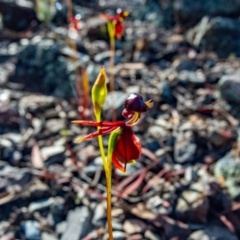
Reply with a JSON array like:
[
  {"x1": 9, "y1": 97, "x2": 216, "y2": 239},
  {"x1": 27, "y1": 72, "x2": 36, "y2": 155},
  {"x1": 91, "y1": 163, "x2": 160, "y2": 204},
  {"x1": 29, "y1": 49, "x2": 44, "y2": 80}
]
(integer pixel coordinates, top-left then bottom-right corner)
[
  {"x1": 141, "y1": 168, "x2": 168, "y2": 194},
  {"x1": 114, "y1": 168, "x2": 145, "y2": 192},
  {"x1": 117, "y1": 170, "x2": 147, "y2": 200},
  {"x1": 115, "y1": 159, "x2": 160, "y2": 194},
  {"x1": 219, "y1": 214, "x2": 235, "y2": 233},
  {"x1": 81, "y1": 68, "x2": 90, "y2": 117},
  {"x1": 141, "y1": 147, "x2": 158, "y2": 161}
]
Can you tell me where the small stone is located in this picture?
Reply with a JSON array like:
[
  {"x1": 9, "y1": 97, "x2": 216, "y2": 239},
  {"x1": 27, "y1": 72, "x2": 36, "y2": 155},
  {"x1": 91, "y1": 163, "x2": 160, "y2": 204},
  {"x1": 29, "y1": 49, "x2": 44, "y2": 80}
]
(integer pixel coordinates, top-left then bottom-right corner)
[
  {"x1": 45, "y1": 119, "x2": 66, "y2": 133},
  {"x1": 112, "y1": 231, "x2": 126, "y2": 240},
  {"x1": 32, "y1": 118, "x2": 43, "y2": 134},
  {"x1": 4, "y1": 133, "x2": 22, "y2": 144},
  {"x1": 56, "y1": 221, "x2": 66, "y2": 236},
  {"x1": 176, "y1": 182, "x2": 209, "y2": 223},
  {"x1": 0, "y1": 89, "x2": 11, "y2": 102},
  {"x1": 19, "y1": 95, "x2": 55, "y2": 112},
  {"x1": 219, "y1": 73, "x2": 240, "y2": 104},
  {"x1": 28, "y1": 198, "x2": 54, "y2": 213},
  {"x1": 111, "y1": 208, "x2": 124, "y2": 218},
  {"x1": 187, "y1": 16, "x2": 240, "y2": 57},
  {"x1": 177, "y1": 70, "x2": 206, "y2": 86},
  {"x1": 144, "y1": 230, "x2": 162, "y2": 240},
  {"x1": 174, "y1": 130, "x2": 197, "y2": 164},
  {"x1": 22, "y1": 220, "x2": 40, "y2": 240},
  {"x1": 174, "y1": 0, "x2": 240, "y2": 28},
  {"x1": 47, "y1": 197, "x2": 65, "y2": 226},
  {"x1": 0, "y1": 232, "x2": 15, "y2": 240},
  {"x1": 208, "y1": 129, "x2": 232, "y2": 147},
  {"x1": 92, "y1": 202, "x2": 106, "y2": 227},
  {"x1": 126, "y1": 85, "x2": 140, "y2": 94},
  {"x1": 188, "y1": 225, "x2": 238, "y2": 240},
  {"x1": 148, "y1": 125, "x2": 168, "y2": 139},
  {"x1": 172, "y1": 58, "x2": 196, "y2": 72},
  {"x1": 146, "y1": 195, "x2": 163, "y2": 212},
  {"x1": 214, "y1": 152, "x2": 240, "y2": 199},
  {"x1": 0, "y1": 222, "x2": 10, "y2": 236},
  {"x1": 123, "y1": 219, "x2": 147, "y2": 235},
  {"x1": 42, "y1": 232, "x2": 58, "y2": 240},
  {"x1": 7, "y1": 43, "x2": 19, "y2": 56},
  {"x1": 11, "y1": 150, "x2": 22, "y2": 165},
  {"x1": 41, "y1": 145, "x2": 65, "y2": 165},
  {"x1": 184, "y1": 166, "x2": 198, "y2": 183},
  {"x1": 61, "y1": 206, "x2": 92, "y2": 240},
  {"x1": 94, "y1": 50, "x2": 111, "y2": 63},
  {"x1": 112, "y1": 219, "x2": 123, "y2": 231},
  {"x1": 144, "y1": 139, "x2": 161, "y2": 152}
]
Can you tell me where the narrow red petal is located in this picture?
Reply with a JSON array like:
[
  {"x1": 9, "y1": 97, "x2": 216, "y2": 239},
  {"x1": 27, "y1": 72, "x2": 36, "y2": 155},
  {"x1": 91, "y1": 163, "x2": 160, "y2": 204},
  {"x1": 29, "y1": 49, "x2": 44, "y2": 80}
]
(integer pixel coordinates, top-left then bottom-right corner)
[
  {"x1": 72, "y1": 120, "x2": 124, "y2": 127},
  {"x1": 74, "y1": 126, "x2": 118, "y2": 142}
]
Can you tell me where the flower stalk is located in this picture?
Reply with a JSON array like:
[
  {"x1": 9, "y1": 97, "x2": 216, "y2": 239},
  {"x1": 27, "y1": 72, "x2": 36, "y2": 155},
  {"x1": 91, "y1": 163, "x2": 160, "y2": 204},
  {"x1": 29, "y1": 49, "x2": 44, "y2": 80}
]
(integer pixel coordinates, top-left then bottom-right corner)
[{"x1": 102, "y1": 10, "x2": 129, "y2": 121}]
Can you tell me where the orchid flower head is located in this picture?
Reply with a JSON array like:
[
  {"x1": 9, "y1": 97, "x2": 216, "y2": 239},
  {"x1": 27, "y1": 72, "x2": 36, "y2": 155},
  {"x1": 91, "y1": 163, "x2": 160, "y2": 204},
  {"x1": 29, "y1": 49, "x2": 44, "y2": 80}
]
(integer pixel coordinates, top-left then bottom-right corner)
[
  {"x1": 101, "y1": 9, "x2": 129, "y2": 39},
  {"x1": 72, "y1": 93, "x2": 153, "y2": 172}
]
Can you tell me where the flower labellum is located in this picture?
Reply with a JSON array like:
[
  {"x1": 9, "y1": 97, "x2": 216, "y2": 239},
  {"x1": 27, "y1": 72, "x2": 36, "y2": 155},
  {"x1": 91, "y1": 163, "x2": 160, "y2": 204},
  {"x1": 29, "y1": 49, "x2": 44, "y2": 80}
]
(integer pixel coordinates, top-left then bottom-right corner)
[{"x1": 111, "y1": 126, "x2": 141, "y2": 172}]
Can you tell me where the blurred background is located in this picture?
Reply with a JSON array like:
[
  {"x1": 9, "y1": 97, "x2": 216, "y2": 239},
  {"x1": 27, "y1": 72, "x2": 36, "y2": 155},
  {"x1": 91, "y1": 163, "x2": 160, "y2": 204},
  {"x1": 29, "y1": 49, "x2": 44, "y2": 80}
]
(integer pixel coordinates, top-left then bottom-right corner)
[{"x1": 1, "y1": 0, "x2": 240, "y2": 239}]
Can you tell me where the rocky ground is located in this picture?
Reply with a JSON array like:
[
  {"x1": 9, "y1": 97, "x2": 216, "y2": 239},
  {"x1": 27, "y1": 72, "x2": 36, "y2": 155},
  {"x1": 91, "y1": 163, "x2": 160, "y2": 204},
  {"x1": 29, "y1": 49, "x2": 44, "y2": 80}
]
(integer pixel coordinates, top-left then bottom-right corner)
[{"x1": 1, "y1": 0, "x2": 240, "y2": 239}]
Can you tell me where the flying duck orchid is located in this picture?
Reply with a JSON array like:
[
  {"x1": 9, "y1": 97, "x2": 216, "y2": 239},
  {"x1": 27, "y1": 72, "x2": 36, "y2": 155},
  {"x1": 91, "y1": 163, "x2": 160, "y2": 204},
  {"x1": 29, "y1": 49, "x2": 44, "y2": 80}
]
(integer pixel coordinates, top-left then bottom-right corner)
[
  {"x1": 72, "y1": 67, "x2": 153, "y2": 239},
  {"x1": 72, "y1": 93, "x2": 153, "y2": 172}
]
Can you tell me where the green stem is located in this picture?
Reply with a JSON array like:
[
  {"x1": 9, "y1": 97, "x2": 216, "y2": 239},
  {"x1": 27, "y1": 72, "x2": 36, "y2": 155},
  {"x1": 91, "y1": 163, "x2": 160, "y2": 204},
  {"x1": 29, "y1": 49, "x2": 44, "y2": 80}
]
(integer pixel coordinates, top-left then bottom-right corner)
[
  {"x1": 104, "y1": 158, "x2": 113, "y2": 240},
  {"x1": 107, "y1": 21, "x2": 116, "y2": 121},
  {"x1": 96, "y1": 112, "x2": 113, "y2": 240}
]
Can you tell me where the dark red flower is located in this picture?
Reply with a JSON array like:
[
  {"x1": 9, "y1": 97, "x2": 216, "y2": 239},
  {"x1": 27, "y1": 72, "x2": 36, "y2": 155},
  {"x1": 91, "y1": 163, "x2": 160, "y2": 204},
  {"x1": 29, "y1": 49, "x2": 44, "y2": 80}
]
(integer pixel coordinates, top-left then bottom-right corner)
[
  {"x1": 69, "y1": 16, "x2": 80, "y2": 30},
  {"x1": 73, "y1": 93, "x2": 153, "y2": 172},
  {"x1": 101, "y1": 9, "x2": 129, "y2": 39}
]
